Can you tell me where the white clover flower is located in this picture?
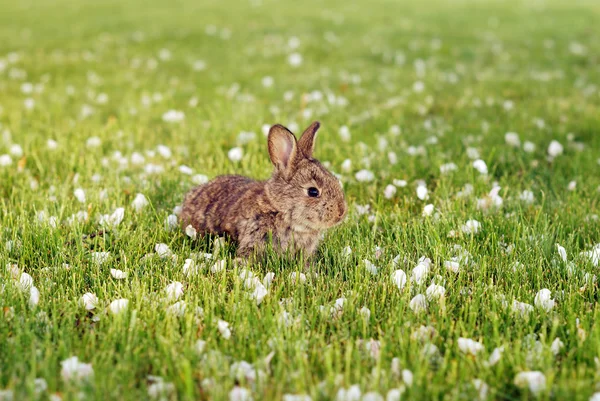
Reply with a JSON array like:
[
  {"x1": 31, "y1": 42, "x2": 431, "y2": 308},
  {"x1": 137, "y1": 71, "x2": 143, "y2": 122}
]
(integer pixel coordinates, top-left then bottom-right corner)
[
  {"x1": 488, "y1": 346, "x2": 504, "y2": 366},
  {"x1": 229, "y1": 386, "x2": 253, "y2": 401},
  {"x1": 422, "y1": 204, "x2": 434, "y2": 217},
  {"x1": 90, "y1": 252, "x2": 111, "y2": 265},
  {"x1": 440, "y1": 162, "x2": 457, "y2": 174},
  {"x1": 166, "y1": 301, "x2": 186, "y2": 316},
  {"x1": 384, "y1": 184, "x2": 396, "y2": 199},
  {"x1": 147, "y1": 377, "x2": 175, "y2": 400},
  {"x1": 155, "y1": 243, "x2": 173, "y2": 259},
  {"x1": 514, "y1": 371, "x2": 546, "y2": 395},
  {"x1": 413, "y1": 81, "x2": 425, "y2": 93},
  {"x1": 392, "y1": 269, "x2": 407, "y2": 290},
  {"x1": 282, "y1": 394, "x2": 312, "y2": 401},
  {"x1": 411, "y1": 260, "x2": 430, "y2": 285},
  {"x1": 162, "y1": 110, "x2": 185, "y2": 123},
  {"x1": 73, "y1": 188, "x2": 86, "y2": 204},
  {"x1": 364, "y1": 259, "x2": 378, "y2": 275},
  {"x1": 132, "y1": 193, "x2": 149, "y2": 211},
  {"x1": 60, "y1": 356, "x2": 94, "y2": 382},
  {"x1": 534, "y1": 289, "x2": 555, "y2": 312},
  {"x1": 472, "y1": 159, "x2": 488, "y2": 175},
  {"x1": 86, "y1": 136, "x2": 101, "y2": 148},
  {"x1": 165, "y1": 214, "x2": 178, "y2": 231},
  {"x1": 512, "y1": 300, "x2": 534, "y2": 317},
  {"x1": 109, "y1": 299, "x2": 129, "y2": 314},
  {"x1": 523, "y1": 141, "x2": 536, "y2": 153},
  {"x1": 185, "y1": 225, "x2": 197, "y2": 240},
  {"x1": 29, "y1": 286, "x2": 40, "y2": 307},
  {"x1": 165, "y1": 281, "x2": 184, "y2": 301},
  {"x1": 550, "y1": 337, "x2": 564, "y2": 355},
  {"x1": 409, "y1": 294, "x2": 427, "y2": 313},
  {"x1": 192, "y1": 174, "x2": 209, "y2": 185},
  {"x1": 0, "y1": 154, "x2": 13, "y2": 167},
  {"x1": 218, "y1": 319, "x2": 231, "y2": 339},
  {"x1": 426, "y1": 283, "x2": 445, "y2": 300},
  {"x1": 556, "y1": 244, "x2": 567, "y2": 262},
  {"x1": 228, "y1": 147, "x2": 243, "y2": 163},
  {"x1": 547, "y1": 140, "x2": 563, "y2": 158},
  {"x1": 339, "y1": 126, "x2": 351, "y2": 142},
  {"x1": 110, "y1": 269, "x2": 127, "y2": 279},
  {"x1": 287, "y1": 52, "x2": 303, "y2": 67},
  {"x1": 520, "y1": 190, "x2": 535, "y2": 204},
  {"x1": 505, "y1": 132, "x2": 520, "y2": 147},
  {"x1": 211, "y1": 259, "x2": 227, "y2": 273},
  {"x1": 47, "y1": 139, "x2": 58, "y2": 150},
  {"x1": 458, "y1": 338, "x2": 485, "y2": 355},
  {"x1": 9, "y1": 144, "x2": 23, "y2": 157},
  {"x1": 416, "y1": 185, "x2": 428, "y2": 201},
  {"x1": 80, "y1": 293, "x2": 98, "y2": 310},
  {"x1": 461, "y1": 219, "x2": 481, "y2": 235},
  {"x1": 355, "y1": 169, "x2": 374, "y2": 182},
  {"x1": 336, "y1": 384, "x2": 361, "y2": 401}
]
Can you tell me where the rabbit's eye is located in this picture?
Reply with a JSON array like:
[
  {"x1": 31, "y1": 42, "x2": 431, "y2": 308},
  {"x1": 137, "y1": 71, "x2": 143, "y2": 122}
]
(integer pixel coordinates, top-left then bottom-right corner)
[{"x1": 307, "y1": 187, "x2": 320, "y2": 197}]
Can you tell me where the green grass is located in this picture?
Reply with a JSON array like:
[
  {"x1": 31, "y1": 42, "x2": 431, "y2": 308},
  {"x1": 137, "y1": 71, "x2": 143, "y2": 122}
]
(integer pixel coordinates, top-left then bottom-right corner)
[{"x1": 1, "y1": 0, "x2": 600, "y2": 399}]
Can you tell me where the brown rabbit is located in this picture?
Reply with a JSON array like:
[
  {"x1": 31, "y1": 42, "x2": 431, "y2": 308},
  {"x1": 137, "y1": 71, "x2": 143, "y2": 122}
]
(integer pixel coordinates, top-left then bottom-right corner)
[{"x1": 180, "y1": 121, "x2": 347, "y2": 263}]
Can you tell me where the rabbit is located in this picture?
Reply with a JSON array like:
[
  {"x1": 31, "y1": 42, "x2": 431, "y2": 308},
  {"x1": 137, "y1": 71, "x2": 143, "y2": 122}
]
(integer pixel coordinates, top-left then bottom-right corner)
[{"x1": 180, "y1": 121, "x2": 347, "y2": 264}]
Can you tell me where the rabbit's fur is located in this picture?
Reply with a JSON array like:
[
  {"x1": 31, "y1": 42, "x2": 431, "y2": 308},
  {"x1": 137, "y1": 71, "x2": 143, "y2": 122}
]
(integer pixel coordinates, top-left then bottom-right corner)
[{"x1": 180, "y1": 121, "x2": 347, "y2": 262}]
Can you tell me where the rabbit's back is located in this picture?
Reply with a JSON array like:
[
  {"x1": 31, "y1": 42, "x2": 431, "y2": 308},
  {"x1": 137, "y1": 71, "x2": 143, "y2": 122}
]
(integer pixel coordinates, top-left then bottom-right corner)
[{"x1": 181, "y1": 175, "x2": 262, "y2": 238}]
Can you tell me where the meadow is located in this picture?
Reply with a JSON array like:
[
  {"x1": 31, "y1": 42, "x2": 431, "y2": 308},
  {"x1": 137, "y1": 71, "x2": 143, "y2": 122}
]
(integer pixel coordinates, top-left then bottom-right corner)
[{"x1": 1, "y1": 0, "x2": 600, "y2": 399}]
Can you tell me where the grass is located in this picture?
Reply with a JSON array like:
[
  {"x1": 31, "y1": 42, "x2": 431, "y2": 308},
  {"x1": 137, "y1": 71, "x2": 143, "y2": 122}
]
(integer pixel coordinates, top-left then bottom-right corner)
[{"x1": 1, "y1": 0, "x2": 600, "y2": 399}]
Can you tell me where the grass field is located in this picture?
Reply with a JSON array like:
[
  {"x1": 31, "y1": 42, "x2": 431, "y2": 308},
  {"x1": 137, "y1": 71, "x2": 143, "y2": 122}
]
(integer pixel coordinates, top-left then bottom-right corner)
[{"x1": 1, "y1": 0, "x2": 600, "y2": 399}]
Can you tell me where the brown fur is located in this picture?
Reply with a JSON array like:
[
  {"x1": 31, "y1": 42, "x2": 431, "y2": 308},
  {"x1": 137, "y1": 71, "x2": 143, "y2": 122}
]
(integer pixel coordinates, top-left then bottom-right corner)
[{"x1": 180, "y1": 121, "x2": 347, "y2": 261}]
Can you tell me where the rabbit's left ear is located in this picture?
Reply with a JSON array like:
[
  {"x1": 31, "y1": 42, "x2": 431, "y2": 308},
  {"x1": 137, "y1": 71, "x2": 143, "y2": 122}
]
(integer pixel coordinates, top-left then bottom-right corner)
[{"x1": 298, "y1": 121, "x2": 320, "y2": 158}]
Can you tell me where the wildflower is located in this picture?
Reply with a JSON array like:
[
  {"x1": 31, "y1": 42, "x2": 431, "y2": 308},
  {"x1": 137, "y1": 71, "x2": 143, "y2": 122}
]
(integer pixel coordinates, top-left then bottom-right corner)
[
  {"x1": 60, "y1": 356, "x2": 94, "y2": 382},
  {"x1": 384, "y1": 184, "x2": 396, "y2": 199},
  {"x1": 228, "y1": 147, "x2": 243, "y2": 162},
  {"x1": 488, "y1": 346, "x2": 504, "y2": 366},
  {"x1": 472, "y1": 159, "x2": 488, "y2": 175},
  {"x1": 409, "y1": 294, "x2": 427, "y2": 313},
  {"x1": 457, "y1": 338, "x2": 485, "y2": 355},
  {"x1": 162, "y1": 110, "x2": 185, "y2": 123},
  {"x1": 505, "y1": 132, "x2": 521, "y2": 147},
  {"x1": 547, "y1": 140, "x2": 563, "y2": 158},
  {"x1": 110, "y1": 269, "x2": 127, "y2": 279},
  {"x1": 185, "y1": 225, "x2": 197, "y2": 240},
  {"x1": 392, "y1": 270, "x2": 407, "y2": 290},
  {"x1": 461, "y1": 220, "x2": 481, "y2": 234},
  {"x1": 514, "y1": 371, "x2": 546, "y2": 395},
  {"x1": 288, "y1": 53, "x2": 303, "y2": 67},
  {"x1": 355, "y1": 169, "x2": 374, "y2": 182},
  {"x1": 534, "y1": 289, "x2": 555, "y2": 312},
  {"x1": 132, "y1": 193, "x2": 149, "y2": 211},
  {"x1": 80, "y1": 293, "x2": 98, "y2": 310},
  {"x1": 422, "y1": 204, "x2": 434, "y2": 216},
  {"x1": 109, "y1": 299, "x2": 129, "y2": 314},
  {"x1": 218, "y1": 319, "x2": 231, "y2": 339},
  {"x1": 165, "y1": 281, "x2": 184, "y2": 301}
]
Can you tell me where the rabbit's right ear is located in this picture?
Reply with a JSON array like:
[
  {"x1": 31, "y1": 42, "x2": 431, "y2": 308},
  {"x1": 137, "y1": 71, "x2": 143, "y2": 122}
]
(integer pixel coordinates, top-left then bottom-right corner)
[{"x1": 268, "y1": 124, "x2": 298, "y2": 176}]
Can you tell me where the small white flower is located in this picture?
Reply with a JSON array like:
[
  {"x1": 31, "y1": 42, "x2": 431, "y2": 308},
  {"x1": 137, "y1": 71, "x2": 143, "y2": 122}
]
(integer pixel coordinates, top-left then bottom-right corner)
[
  {"x1": 73, "y1": 188, "x2": 86, "y2": 203},
  {"x1": 440, "y1": 162, "x2": 457, "y2": 174},
  {"x1": 29, "y1": 286, "x2": 40, "y2": 307},
  {"x1": 590, "y1": 393, "x2": 600, "y2": 401},
  {"x1": 0, "y1": 154, "x2": 12, "y2": 167},
  {"x1": 359, "y1": 306, "x2": 371, "y2": 321},
  {"x1": 228, "y1": 147, "x2": 243, "y2": 163},
  {"x1": 86, "y1": 136, "x2": 101, "y2": 148},
  {"x1": 520, "y1": 190, "x2": 535, "y2": 204},
  {"x1": 426, "y1": 283, "x2": 445, "y2": 299},
  {"x1": 100, "y1": 207, "x2": 125, "y2": 228},
  {"x1": 179, "y1": 165, "x2": 193, "y2": 175},
  {"x1": 505, "y1": 132, "x2": 521, "y2": 147},
  {"x1": 568, "y1": 181, "x2": 577, "y2": 191},
  {"x1": 514, "y1": 371, "x2": 546, "y2": 395},
  {"x1": 282, "y1": 394, "x2": 312, "y2": 401},
  {"x1": 90, "y1": 252, "x2": 111, "y2": 265},
  {"x1": 384, "y1": 184, "x2": 396, "y2": 199},
  {"x1": 132, "y1": 193, "x2": 149, "y2": 211},
  {"x1": 411, "y1": 260, "x2": 430, "y2": 285},
  {"x1": 60, "y1": 356, "x2": 94, "y2": 382},
  {"x1": 162, "y1": 110, "x2": 185, "y2": 123},
  {"x1": 402, "y1": 369, "x2": 413, "y2": 386},
  {"x1": 361, "y1": 393, "x2": 383, "y2": 401},
  {"x1": 229, "y1": 386, "x2": 253, "y2": 401},
  {"x1": 166, "y1": 301, "x2": 186, "y2": 316},
  {"x1": 9, "y1": 144, "x2": 23, "y2": 157},
  {"x1": 392, "y1": 269, "x2": 407, "y2": 290},
  {"x1": 461, "y1": 219, "x2": 481, "y2": 235},
  {"x1": 165, "y1": 281, "x2": 184, "y2": 301},
  {"x1": 288, "y1": 53, "x2": 303, "y2": 67},
  {"x1": 409, "y1": 294, "x2": 427, "y2": 313},
  {"x1": 251, "y1": 283, "x2": 268, "y2": 305},
  {"x1": 211, "y1": 259, "x2": 227, "y2": 273},
  {"x1": 47, "y1": 139, "x2": 58, "y2": 150},
  {"x1": 195, "y1": 339, "x2": 207, "y2": 354},
  {"x1": 547, "y1": 140, "x2": 563, "y2": 158},
  {"x1": 488, "y1": 346, "x2": 504, "y2": 366},
  {"x1": 416, "y1": 185, "x2": 428, "y2": 201},
  {"x1": 182, "y1": 259, "x2": 199, "y2": 276},
  {"x1": 422, "y1": 204, "x2": 434, "y2": 217},
  {"x1": 166, "y1": 214, "x2": 178, "y2": 230},
  {"x1": 550, "y1": 337, "x2": 564, "y2": 355},
  {"x1": 109, "y1": 299, "x2": 129, "y2": 314},
  {"x1": 534, "y1": 289, "x2": 555, "y2": 312},
  {"x1": 364, "y1": 259, "x2": 378, "y2": 275},
  {"x1": 185, "y1": 225, "x2": 197, "y2": 240},
  {"x1": 261, "y1": 76, "x2": 274, "y2": 87},
  {"x1": 147, "y1": 377, "x2": 175, "y2": 399},
  {"x1": 339, "y1": 126, "x2": 351, "y2": 142},
  {"x1": 18, "y1": 272, "x2": 34, "y2": 290},
  {"x1": 34, "y1": 378, "x2": 47, "y2": 395},
  {"x1": 523, "y1": 141, "x2": 536, "y2": 153},
  {"x1": 355, "y1": 169, "x2": 375, "y2": 182},
  {"x1": 556, "y1": 244, "x2": 567, "y2": 262},
  {"x1": 512, "y1": 300, "x2": 534, "y2": 317},
  {"x1": 289, "y1": 272, "x2": 307, "y2": 284},
  {"x1": 413, "y1": 81, "x2": 425, "y2": 93},
  {"x1": 336, "y1": 384, "x2": 361, "y2": 401},
  {"x1": 110, "y1": 269, "x2": 128, "y2": 279},
  {"x1": 386, "y1": 389, "x2": 403, "y2": 401},
  {"x1": 472, "y1": 379, "x2": 489, "y2": 401},
  {"x1": 192, "y1": 174, "x2": 209, "y2": 185},
  {"x1": 80, "y1": 293, "x2": 98, "y2": 310},
  {"x1": 458, "y1": 337, "x2": 485, "y2": 355},
  {"x1": 393, "y1": 179, "x2": 407, "y2": 187},
  {"x1": 218, "y1": 319, "x2": 231, "y2": 339},
  {"x1": 472, "y1": 159, "x2": 488, "y2": 175},
  {"x1": 155, "y1": 243, "x2": 172, "y2": 258}
]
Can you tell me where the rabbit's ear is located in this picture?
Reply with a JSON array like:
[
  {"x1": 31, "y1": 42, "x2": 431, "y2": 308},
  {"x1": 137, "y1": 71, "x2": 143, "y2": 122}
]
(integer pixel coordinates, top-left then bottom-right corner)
[
  {"x1": 268, "y1": 124, "x2": 298, "y2": 175},
  {"x1": 298, "y1": 121, "x2": 320, "y2": 158}
]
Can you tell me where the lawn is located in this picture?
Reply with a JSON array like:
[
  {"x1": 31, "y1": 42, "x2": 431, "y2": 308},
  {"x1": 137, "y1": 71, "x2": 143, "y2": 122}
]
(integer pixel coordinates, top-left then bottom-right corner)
[{"x1": 1, "y1": 0, "x2": 600, "y2": 400}]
